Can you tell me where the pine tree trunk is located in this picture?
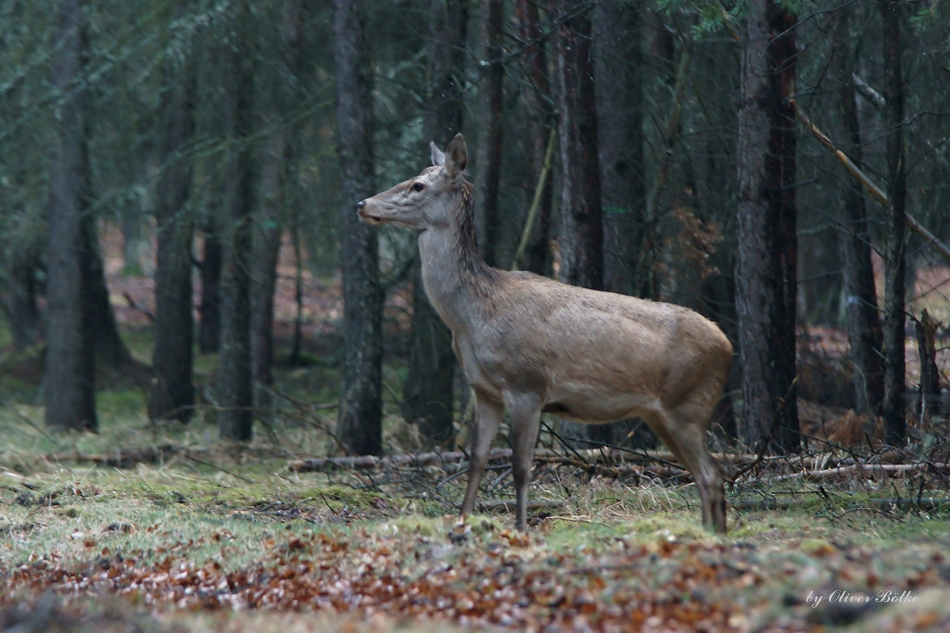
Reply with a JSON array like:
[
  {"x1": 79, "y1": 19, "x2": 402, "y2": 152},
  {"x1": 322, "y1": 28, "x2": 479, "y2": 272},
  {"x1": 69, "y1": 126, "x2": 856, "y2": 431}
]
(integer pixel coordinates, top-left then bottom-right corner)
[
  {"x1": 735, "y1": 0, "x2": 799, "y2": 453},
  {"x1": 2, "y1": 247, "x2": 42, "y2": 351},
  {"x1": 402, "y1": 0, "x2": 468, "y2": 449},
  {"x1": 198, "y1": 219, "x2": 223, "y2": 353},
  {"x1": 553, "y1": 0, "x2": 605, "y2": 446},
  {"x1": 880, "y1": 0, "x2": 907, "y2": 446},
  {"x1": 833, "y1": 8, "x2": 885, "y2": 416},
  {"x1": 250, "y1": 134, "x2": 284, "y2": 409},
  {"x1": 475, "y1": 0, "x2": 504, "y2": 267},
  {"x1": 553, "y1": 0, "x2": 603, "y2": 292},
  {"x1": 334, "y1": 0, "x2": 383, "y2": 456},
  {"x1": 149, "y1": 1, "x2": 196, "y2": 423},
  {"x1": 516, "y1": 0, "x2": 554, "y2": 276},
  {"x1": 46, "y1": 0, "x2": 97, "y2": 432},
  {"x1": 595, "y1": 0, "x2": 645, "y2": 297},
  {"x1": 87, "y1": 224, "x2": 132, "y2": 368},
  {"x1": 218, "y1": 0, "x2": 256, "y2": 441},
  {"x1": 592, "y1": 0, "x2": 651, "y2": 448}
]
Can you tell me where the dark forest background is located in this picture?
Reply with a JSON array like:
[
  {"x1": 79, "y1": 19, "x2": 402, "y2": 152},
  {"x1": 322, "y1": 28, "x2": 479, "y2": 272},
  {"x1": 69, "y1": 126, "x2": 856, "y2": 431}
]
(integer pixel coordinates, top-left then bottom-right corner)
[{"x1": 1, "y1": 0, "x2": 949, "y2": 457}]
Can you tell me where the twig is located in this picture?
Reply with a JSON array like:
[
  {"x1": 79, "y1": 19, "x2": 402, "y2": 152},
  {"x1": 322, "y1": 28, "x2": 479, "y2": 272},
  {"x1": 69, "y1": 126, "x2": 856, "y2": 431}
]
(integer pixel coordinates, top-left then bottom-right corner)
[
  {"x1": 511, "y1": 127, "x2": 556, "y2": 272},
  {"x1": 792, "y1": 99, "x2": 950, "y2": 264},
  {"x1": 185, "y1": 454, "x2": 255, "y2": 484},
  {"x1": 729, "y1": 376, "x2": 800, "y2": 483}
]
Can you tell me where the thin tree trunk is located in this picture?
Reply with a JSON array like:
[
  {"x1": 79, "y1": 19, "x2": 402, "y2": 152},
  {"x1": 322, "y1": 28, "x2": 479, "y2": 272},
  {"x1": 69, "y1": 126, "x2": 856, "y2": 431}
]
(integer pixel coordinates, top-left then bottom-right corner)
[
  {"x1": 403, "y1": 0, "x2": 468, "y2": 449},
  {"x1": 250, "y1": 134, "x2": 284, "y2": 408},
  {"x1": 880, "y1": 0, "x2": 907, "y2": 446},
  {"x1": 592, "y1": 0, "x2": 650, "y2": 448},
  {"x1": 735, "y1": 0, "x2": 799, "y2": 453},
  {"x1": 45, "y1": 0, "x2": 97, "y2": 432},
  {"x1": 554, "y1": 0, "x2": 603, "y2": 291},
  {"x1": 595, "y1": 0, "x2": 645, "y2": 297},
  {"x1": 553, "y1": 0, "x2": 604, "y2": 446},
  {"x1": 833, "y1": 8, "x2": 885, "y2": 416},
  {"x1": 916, "y1": 310, "x2": 940, "y2": 418},
  {"x1": 334, "y1": 0, "x2": 383, "y2": 456},
  {"x1": 2, "y1": 248, "x2": 42, "y2": 351},
  {"x1": 149, "y1": 0, "x2": 196, "y2": 423},
  {"x1": 218, "y1": 0, "x2": 256, "y2": 441},
  {"x1": 198, "y1": 217, "x2": 222, "y2": 353},
  {"x1": 475, "y1": 0, "x2": 504, "y2": 267},
  {"x1": 516, "y1": 0, "x2": 554, "y2": 276},
  {"x1": 87, "y1": 224, "x2": 132, "y2": 368}
]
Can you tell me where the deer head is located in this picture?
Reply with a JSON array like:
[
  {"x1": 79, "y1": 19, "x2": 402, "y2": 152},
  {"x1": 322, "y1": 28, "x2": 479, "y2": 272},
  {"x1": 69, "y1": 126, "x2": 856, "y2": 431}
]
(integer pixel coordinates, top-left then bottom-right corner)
[{"x1": 358, "y1": 134, "x2": 468, "y2": 231}]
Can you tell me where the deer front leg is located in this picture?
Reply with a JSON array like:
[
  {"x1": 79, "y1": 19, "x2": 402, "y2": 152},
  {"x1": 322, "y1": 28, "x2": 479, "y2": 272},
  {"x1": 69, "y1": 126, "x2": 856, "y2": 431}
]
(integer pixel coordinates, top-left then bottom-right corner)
[
  {"x1": 460, "y1": 393, "x2": 503, "y2": 517},
  {"x1": 506, "y1": 392, "x2": 542, "y2": 531}
]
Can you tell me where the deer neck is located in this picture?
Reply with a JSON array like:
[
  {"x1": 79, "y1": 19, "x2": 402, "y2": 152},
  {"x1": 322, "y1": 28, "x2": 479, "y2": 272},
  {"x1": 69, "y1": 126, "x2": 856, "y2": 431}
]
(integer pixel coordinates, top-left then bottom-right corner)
[{"x1": 416, "y1": 182, "x2": 500, "y2": 332}]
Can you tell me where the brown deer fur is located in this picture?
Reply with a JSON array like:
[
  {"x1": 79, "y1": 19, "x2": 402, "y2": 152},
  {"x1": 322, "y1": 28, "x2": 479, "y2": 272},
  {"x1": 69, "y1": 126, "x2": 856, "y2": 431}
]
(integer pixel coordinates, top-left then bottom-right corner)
[{"x1": 358, "y1": 134, "x2": 733, "y2": 532}]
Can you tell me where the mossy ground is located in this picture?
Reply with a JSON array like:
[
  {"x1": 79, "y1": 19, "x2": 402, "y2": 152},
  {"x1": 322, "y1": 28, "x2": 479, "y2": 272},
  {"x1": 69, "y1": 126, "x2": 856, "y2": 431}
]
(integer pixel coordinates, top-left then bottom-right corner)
[{"x1": 3, "y1": 323, "x2": 950, "y2": 631}]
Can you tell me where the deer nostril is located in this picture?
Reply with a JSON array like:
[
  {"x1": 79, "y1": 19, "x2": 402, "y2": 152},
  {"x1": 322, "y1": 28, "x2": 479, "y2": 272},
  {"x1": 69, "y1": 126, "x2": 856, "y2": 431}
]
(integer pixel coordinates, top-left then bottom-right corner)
[{"x1": 357, "y1": 200, "x2": 365, "y2": 209}]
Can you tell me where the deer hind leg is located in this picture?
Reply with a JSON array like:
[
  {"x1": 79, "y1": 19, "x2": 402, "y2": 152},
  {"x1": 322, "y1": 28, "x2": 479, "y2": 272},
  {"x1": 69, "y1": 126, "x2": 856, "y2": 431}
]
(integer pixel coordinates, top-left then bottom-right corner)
[
  {"x1": 505, "y1": 392, "x2": 542, "y2": 531},
  {"x1": 660, "y1": 401, "x2": 726, "y2": 533},
  {"x1": 460, "y1": 393, "x2": 503, "y2": 517}
]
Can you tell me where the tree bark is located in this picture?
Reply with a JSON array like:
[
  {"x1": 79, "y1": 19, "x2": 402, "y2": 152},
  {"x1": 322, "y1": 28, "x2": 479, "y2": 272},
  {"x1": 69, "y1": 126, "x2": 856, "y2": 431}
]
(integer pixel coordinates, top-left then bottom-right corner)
[
  {"x1": 218, "y1": 0, "x2": 256, "y2": 441},
  {"x1": 916, "y1": 310, "x2": 940, "y2": 418},
  {"x1": 735, "y1": 0, "x2": 799, "y2": 453},
  {"x1": 334, "y1": 0, "x2": 383, "y2": 456},
  {"x1": 45, "y1": 0, "x2": 97, "y2": 432},
  {"x1": 402, "y1": 0, "x2": 468, "y2": 449},
  {"x1": 198, "y1": 217, "x2": 222, "y2": 353},
  {"x1": 553, "y1": 0, "x2": 603, "y2": 291},
  {"x1": 250, "y1": 134, "x2": 284, "y2": 409},
  {"x1": 833, "y1": 8, "x2": 885, "y2": 416},
  {"x1": 516, "y1": 0, "x2": 554, "y2": 276},
  {"x1": 2, "y1": 247, "x2": 42, "y2": 351},
  {"x1": 880, "y1": 0, "x2": 907, "y2": 446},
  {"x1": 149, "y1": 0, "x2": 197, "y2": 423},
  {"x1": 87, "y1": 225, "x2": 133, "y2": 368},
  {"x1": 475, "y1": 0, "x2": 504, "y2": 267},
  {"x1": 594, "y1": 0, "x2": 645, "y2": 297}
]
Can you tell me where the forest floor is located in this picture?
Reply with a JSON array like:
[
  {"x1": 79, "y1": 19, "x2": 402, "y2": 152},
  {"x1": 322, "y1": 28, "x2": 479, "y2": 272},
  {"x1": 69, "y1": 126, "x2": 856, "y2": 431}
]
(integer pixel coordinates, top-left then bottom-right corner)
[{"x1": 2, "y1": 232, "x2": 950, "y2": 631}]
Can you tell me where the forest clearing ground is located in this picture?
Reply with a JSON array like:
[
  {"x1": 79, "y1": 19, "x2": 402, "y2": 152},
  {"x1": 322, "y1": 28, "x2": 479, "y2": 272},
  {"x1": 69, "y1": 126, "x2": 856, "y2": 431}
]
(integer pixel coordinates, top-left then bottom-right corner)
[{"x1": 3, "y1": 446, "x2": 950, "y2": 632}]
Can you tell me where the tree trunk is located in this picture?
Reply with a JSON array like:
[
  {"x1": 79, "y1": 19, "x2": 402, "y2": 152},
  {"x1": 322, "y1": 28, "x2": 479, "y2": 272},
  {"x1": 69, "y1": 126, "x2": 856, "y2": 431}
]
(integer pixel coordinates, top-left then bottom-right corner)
[
  {"x1": 45, "y1": 0, "x2": 97, "y2": 432},
  {"x1": 250, "y1": 134, "x2": 284, "y2": 409},
  {"x1": 198, "y1": 218, "x2": 222, "y2": 353},
  {"x1": 334, "y1": 0, "x2": 383, "y2": 456},
  {"x1": 553, "y1": 0, "x2": 603, "y2": 292},
  {"x1": 402, "y1": 0, "x2": 468, "y2": 449},
  {"x1": 833, "y1": 8, "x2": 885, "y2": 416},
  {"x1": 735, "y1": 0, "x2": 799, "y2": 453},
  {"x1": 594, "y1": 0, "x2": 645, "y2": 297},
  {"x1": 516, "y1": 0, "x2": 554, "y2": 276},
  {"x1": 880, "y1": 0, "x2": 907, "y2": 446},
  {"x1": 149, "y1": 0, "x2": 196, "y2": 423},
  {"x1": 86, "y1": 224, "x2": 132, "y2": 368},
  {"x1": 2, "y1": 247, "x2": 42, "y2": 351},
  {"x1": 916, "y1": 310, "x2": 940, "y2": 418},
  {"x1": 592, "y1": 0, "x2": 651, "y2": 448},
  {"x1": 218, "y1": 0, "x2": 256, "y2": 441},
  {"x1": 475, "y1": 0, "x2": 504, "y2": 267},
  {"x1": 553, "y1": 0, "x2": 605, "y2": 446}
]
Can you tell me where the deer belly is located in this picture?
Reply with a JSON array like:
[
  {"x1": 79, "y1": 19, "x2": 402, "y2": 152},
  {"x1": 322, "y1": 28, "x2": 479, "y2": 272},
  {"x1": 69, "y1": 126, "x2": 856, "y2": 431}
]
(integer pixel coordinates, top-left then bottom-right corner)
[{"x1": 542, "y1": 391, "x2": 660, "y2": 424}]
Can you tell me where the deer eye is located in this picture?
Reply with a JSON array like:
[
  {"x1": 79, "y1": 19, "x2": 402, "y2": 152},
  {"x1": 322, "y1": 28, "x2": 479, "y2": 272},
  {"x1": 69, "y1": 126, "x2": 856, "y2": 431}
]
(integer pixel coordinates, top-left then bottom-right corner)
[{"x1": 412, "y1": 182, "x2": 425, "y2": 192}]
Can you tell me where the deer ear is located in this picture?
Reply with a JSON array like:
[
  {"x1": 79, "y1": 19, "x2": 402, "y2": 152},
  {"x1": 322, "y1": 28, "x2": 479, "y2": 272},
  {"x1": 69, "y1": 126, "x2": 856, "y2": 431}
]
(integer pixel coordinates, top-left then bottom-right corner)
[
  {"x1": 430, "y1": 142, "x2": 445, "y2": 167},
  {"x1": 444, "y1": 133, "x2": 468, "y2": 180}
]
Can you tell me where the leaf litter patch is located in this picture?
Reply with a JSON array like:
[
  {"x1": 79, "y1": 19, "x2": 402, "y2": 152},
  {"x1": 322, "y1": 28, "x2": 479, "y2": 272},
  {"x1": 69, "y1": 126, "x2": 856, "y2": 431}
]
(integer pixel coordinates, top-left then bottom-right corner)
[{"x1": 5, "y1": 516, "x2": 950, "y2": 632}]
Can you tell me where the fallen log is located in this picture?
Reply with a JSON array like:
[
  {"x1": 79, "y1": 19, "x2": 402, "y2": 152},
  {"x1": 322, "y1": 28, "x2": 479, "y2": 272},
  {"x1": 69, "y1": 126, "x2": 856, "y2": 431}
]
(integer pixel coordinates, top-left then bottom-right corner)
[
  {"x1": 46, "y1": 445, "x2": 181, "y2": 468},
  {"x1": 759, "y1": 462, "x2": 950, "y2": 483}
]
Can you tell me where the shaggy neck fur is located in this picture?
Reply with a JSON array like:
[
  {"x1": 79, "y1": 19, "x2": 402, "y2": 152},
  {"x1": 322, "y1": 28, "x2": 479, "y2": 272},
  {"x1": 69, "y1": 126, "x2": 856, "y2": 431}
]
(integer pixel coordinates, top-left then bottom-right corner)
[{"x1": 417, "y1": 178, "x2": 501, "y2": 328}]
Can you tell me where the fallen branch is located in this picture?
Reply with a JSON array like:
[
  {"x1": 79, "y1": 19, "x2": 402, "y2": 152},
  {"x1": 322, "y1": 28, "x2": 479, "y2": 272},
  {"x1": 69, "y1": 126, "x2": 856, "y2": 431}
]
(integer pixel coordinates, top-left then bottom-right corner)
[
  {"x1": 764, "y1": 462, "x2": 950, "y2": 483},
  {"x1": 733, "y1": 496, "x2": 950, "y2": 511},
  {"x1": 47, "y1": 444, "x2": 181, "y2": 468}
]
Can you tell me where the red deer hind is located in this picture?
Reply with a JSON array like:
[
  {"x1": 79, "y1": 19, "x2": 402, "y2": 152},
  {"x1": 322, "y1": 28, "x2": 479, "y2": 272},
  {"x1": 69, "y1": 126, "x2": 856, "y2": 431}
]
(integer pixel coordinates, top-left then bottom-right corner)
[{"x1": 358, "y1": 134, "x2": 733, "y2": 532}]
